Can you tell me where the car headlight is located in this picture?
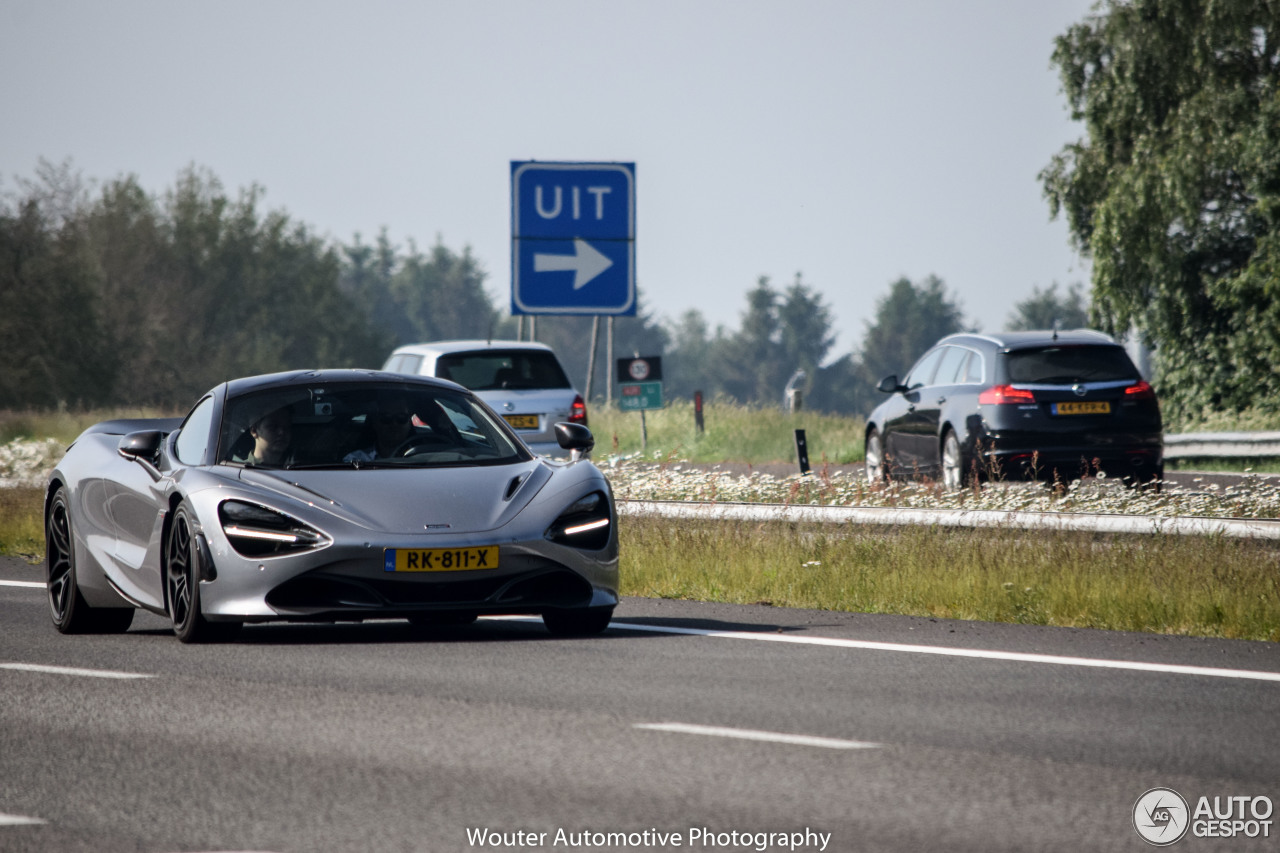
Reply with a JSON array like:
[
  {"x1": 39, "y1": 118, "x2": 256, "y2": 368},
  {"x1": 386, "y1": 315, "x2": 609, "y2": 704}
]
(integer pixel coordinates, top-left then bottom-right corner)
[
  {"x1": 546, "y1": 491, "x2": 612, "y2": 550},
  {"x1": 218, "y1": 500, "x2": 330, "y2": 558}
]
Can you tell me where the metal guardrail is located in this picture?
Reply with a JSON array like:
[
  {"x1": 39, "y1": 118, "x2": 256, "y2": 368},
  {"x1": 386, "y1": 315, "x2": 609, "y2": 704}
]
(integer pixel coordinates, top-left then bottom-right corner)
[
  {"x1": 619, "y1": 500, "x2": 1280, "y2": 540},
  {"x1": 1163, "y1": 432, "x2": 1280, "y2": 459}
]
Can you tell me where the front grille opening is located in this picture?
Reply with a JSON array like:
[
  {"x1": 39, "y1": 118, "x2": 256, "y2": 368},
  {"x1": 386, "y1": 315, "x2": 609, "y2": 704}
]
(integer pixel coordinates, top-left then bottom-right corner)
[{"x1": 266, "y1": 567, "x2": 592, "y2": 613}]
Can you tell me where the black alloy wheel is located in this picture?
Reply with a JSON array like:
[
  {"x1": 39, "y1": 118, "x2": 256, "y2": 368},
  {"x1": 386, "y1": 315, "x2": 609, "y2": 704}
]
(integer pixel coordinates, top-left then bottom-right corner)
[
  {"x1": 46, "y1": 487, "x2": 133, "y2": 634},
  {"x1": 166, "y1": 503, "x2": 241, "y2": 644}
]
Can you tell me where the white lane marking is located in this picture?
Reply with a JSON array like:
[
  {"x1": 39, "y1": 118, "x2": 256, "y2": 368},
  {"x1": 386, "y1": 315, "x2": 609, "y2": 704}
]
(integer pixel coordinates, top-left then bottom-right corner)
[
  {"x1": 482, "y1": 617, "x2": 1280, "y2": 684},
  {"x1": 636, "y1": 722, "x2": 879, "y2": 750},
  {"x1": 611, "y1": 622, "x2": 1280, "y2": 683},
  {"x1": 0, "y1": 813, "x2": 46, "y2": 826},
  {"x1": 1, "y1": 663, "x2": 154, "y2": 680},
  {"x1": 0, "y1": 580, "x2": 45, "y2": 589}
]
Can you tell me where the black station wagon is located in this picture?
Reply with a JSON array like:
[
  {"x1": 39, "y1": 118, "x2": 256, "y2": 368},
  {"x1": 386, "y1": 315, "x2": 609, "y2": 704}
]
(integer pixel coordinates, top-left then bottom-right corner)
[{"x1": 865, "y1": 330, "x2": 1163, "y2": 488}]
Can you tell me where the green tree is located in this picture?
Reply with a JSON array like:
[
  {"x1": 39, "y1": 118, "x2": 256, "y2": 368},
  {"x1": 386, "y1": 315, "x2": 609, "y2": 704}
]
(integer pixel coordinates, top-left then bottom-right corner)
[
  {"x1": 859, "y1": 275, "x2": 967, "y2": 385},
  {"x1": 0, "y1": 195, "x2": 113, "y2": 407},
  {"x1": 1005, "y1": 282, "x2": 1091, "y2": 331},
  {"x1": 1041, "y1": 0, "x2": 1280, "y2": 420}
]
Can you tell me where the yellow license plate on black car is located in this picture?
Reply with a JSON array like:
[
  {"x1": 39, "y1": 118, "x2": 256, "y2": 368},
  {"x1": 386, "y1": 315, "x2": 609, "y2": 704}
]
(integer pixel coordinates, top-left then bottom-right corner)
[
  {"x1": 384, "y1": 546, "x2": 498, "y2": 572},
  {"x1": 1054, "y1": 401, "x2": 1111, "y2": 415},
  {"x1": 503, "y1": 414, "x2": 539, "y2": 429}
]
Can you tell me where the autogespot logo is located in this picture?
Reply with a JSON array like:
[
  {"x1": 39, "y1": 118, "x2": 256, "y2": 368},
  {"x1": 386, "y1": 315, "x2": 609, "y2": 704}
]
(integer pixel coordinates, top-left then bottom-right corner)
[{"x1": 1134, "y1": 788, "x2": 1191, "y2": 846}]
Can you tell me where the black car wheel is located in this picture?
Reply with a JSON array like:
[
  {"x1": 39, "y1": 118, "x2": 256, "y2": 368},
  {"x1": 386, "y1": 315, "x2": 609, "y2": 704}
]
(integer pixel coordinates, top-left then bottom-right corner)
[
  {"x1": 46, "y1": 487, "x2": 134, "y2": 635},
  {"x1": 1123, "y1": 464, "x2": 1164, "y2": 493},
  {"x1": 865, "y1": 429, "x2": 887, "y2": 483},
  {"x1": 941, "y1": 430, "x2": 964, "y2": 490},
  {"x1": 166, "y1": 503, "x2": 241, "y2": 644},
  {"x1": 543, "y1": 606, "x2": 613, "y2": 637}
]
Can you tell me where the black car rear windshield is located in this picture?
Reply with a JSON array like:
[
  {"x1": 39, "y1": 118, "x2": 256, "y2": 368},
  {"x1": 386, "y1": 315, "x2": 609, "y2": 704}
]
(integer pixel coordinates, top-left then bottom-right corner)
[
  {"x1": 1004, "y1": 346, "x2": 1139, "y2": 385},
  {"x1": 437, "y1": 350, "x2": 571, "y2": 391}
]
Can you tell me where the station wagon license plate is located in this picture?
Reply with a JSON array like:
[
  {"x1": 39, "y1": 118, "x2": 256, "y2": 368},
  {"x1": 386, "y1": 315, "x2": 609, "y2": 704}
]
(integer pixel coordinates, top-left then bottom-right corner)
[
  {"x1": 385, "y1": 546, "x2": 498, "y2": 572},
  {"x1": 502, "y1": 414, "x2": 539, "y2": 429},
  {"x1": 1053, "y1": 401, "x2": 1111, "y2": 416}
]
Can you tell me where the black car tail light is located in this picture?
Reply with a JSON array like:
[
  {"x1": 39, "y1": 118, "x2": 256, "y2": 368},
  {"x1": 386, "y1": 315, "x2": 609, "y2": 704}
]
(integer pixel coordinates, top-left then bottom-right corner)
[
  {"x1": 218, "y1": 500, "x2": 330, "y2": 558},
  {"x1": 1124, "y1": 380, "x2": 1156, "y2": 401},
  {"x1": 978, "y1": 385, "x2": 1036, "y2": 405},
  {"x1": 568, "y1": 394, "x2": 588, "y2": 425},
  {"x1": 546, "y1": 491, "x2": 611, "y2": 550}
]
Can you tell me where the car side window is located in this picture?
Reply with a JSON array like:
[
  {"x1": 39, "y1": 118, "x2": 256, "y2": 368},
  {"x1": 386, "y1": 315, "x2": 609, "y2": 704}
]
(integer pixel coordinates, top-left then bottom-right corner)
[
  {"x1": 905, "y1": 348, "x2": 946, "y2": 390},
  {"x1": 962, "y1": 351, "x2": 985, "y2": 384},
  {"x1": 933, "y1": 346, "x2": 970, "y2": 386},
  {"x1": 174, "y1": 396, "x2": 215, "y2": 465}
]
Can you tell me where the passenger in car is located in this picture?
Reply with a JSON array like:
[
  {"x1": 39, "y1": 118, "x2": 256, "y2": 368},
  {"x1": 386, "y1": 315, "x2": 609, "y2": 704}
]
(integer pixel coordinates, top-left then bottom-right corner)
[
  {"x1": 231, "y1": 405, "x2": 293, "y2": 467},
  {"x1": 344, "y1": 395, "x2": 415, "y2": 462}
]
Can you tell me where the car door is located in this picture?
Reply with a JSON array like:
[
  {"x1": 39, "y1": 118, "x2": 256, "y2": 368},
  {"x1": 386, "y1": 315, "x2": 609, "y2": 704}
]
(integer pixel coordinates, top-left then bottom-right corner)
[
  {"x1": 886, "y1": 347, "x2": 946, "y2": 471},
  {"x1": 914, "y1": 346, "x2": 972, "y2": 473}
]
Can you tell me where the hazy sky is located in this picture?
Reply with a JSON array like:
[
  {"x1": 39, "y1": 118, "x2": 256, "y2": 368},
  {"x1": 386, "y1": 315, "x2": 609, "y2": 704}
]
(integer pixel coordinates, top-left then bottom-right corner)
[{"x1": 1, "y1": 0, "x2": 1097, "y2": 358}]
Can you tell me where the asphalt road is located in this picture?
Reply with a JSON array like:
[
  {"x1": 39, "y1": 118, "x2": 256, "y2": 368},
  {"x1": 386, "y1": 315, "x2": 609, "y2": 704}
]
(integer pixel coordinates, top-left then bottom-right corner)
[{"x1": 2, "y1": 556, "x2": 1278, "y2": 853}]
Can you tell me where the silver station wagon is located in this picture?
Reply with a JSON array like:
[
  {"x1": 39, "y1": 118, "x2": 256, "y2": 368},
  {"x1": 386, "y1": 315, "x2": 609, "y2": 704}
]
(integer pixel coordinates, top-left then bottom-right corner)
[{"x1": 383, "y1": 341, "x2": 587, "y2": 458}]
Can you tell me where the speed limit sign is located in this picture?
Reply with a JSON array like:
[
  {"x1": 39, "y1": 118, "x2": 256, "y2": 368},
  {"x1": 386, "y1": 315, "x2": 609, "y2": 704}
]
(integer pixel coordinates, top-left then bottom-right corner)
[{"x1": 616, "y1": 356, "x2": 662, "y2": 383}]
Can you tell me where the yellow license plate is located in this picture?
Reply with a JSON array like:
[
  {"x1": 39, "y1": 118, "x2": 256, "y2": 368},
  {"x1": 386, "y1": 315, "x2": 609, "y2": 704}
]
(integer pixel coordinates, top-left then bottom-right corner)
[
  {"x1": 503, "y1": 414, "x2": 539, "y2": 429},
  {"x1": 1054, "y1": 401, "x2": 1111, "y2": 415},
  {"x1": 385, "y1": 546, "x2": 498, "y2": 572}
]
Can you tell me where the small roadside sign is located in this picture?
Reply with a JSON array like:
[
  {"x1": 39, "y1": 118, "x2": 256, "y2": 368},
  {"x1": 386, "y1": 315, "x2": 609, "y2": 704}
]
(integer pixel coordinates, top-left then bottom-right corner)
[
  {"x1": 617, "y1": 356, "x2": 663, "y2": 411},
  {"x1": 618, "y1": 381, "x2": 663, "y2": 411}
]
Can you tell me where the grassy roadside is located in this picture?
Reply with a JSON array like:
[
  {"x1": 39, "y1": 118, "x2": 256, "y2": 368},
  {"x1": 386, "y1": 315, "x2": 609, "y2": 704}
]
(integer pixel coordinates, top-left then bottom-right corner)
[
  {"x1": 589, "y1": 399, "x2": 865, "y2": 465},
  {"x1": 621, "y1": 517, "x2": 1280, "y2": 642},
  {"x1": 0, "y1": 487, "x2": 44, "y2": 563}
]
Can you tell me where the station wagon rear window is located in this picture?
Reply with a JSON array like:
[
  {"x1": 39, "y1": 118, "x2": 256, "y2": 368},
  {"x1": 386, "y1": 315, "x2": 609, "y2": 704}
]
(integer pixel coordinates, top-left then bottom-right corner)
[
  {"x1": 436, "y1": 350, "x2": 571, "y2": 391},
  {"x1": 1005, "y1": 346, "x2": 1139, "y2": 385}
]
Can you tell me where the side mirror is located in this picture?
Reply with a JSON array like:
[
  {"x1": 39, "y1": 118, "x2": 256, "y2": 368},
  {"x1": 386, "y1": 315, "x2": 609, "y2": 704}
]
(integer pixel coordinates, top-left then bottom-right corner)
[
  {"x1": 877, "y1": 375, "x2": 904, "y2": 394},
  {"x1": 554, "y1": 422, "x2": 595, "y2": 461},
  {"x1": 118, "y1": 430, "x2": 163, "y2": 462},
  {"x1": 118, "y1": 430, "x2": 164, "y2": 480}
]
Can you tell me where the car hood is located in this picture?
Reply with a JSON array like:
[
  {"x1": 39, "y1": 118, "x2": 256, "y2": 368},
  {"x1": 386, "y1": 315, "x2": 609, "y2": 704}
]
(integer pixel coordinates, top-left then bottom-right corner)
[{"x1": 235, "y1": 461, "x2": 553, "y2": 535}]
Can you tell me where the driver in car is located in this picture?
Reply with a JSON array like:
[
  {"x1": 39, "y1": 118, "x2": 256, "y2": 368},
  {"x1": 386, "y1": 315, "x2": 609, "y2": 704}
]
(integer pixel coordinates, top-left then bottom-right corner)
[{"x1": 344, "y1": 395, "x2": 415, "y2": 462}]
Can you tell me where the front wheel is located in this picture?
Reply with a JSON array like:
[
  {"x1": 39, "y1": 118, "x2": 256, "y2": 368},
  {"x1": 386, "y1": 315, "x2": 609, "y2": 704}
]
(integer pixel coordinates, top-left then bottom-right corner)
[
  {"x1": 941, "y1": 430, "x2": 965, "y2": 490},
  {"x1": 46, "y1": 487, "x2": 134, "y2": 634},
  {"x1": 167, "y1": 504, "x2": 241, "y2": 644},
  {"x1": 543, "y1": 606, "x2": 613, "y2": 637},
  {"x1": 865, "y1": 429, "x2": 887, "y2": 484},
  {"x1": 1123, "y1": 465, "x2": 1164, "y2": 493}
]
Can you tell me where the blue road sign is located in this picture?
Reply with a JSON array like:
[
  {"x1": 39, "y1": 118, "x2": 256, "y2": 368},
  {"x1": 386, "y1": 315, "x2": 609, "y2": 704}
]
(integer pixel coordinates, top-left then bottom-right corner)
[{"x1": 511, "y1": 161, "x2": 635, "y2": 315}]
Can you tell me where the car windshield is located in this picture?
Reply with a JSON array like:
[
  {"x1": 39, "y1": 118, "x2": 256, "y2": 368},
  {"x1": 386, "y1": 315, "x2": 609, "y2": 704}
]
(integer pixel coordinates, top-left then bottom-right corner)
[
  {"x1": 217, "y1": 382, "x2": 528, "y2": 469},
  {"x1": 437, "y1": 350, "x2": 571, "y2": 391},
  {"x1": 1005, "y1": 346, "x2": 1139, "y2": 385}
]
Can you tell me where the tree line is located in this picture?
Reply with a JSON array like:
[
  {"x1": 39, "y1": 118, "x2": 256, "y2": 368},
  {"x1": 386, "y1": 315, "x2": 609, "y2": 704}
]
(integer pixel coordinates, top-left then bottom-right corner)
[{"x1": 0, "y1": 160, "x2": 1088, "y2": 416}]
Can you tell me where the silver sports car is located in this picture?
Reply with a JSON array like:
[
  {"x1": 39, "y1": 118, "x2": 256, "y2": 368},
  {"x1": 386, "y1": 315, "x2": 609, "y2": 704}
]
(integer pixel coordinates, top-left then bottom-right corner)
[{"x1": 45, "y1": 370, "x2": 618, "y2": 643}]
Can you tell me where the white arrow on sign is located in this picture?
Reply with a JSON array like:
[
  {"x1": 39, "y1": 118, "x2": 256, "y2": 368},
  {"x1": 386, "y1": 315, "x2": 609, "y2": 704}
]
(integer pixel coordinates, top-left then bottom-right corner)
[{"x1": 534, "y1": 238, "x2": 614, "y2": 289}]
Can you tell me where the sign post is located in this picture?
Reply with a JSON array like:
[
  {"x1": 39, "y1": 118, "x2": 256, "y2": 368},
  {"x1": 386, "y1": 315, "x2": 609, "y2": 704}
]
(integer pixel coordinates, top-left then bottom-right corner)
[
  {"x1": 616, "y1": 356, "x2": 663, "y2": 451},
  {"x1": 511, "y1": 161, "x2": 636, "y2": 316}
]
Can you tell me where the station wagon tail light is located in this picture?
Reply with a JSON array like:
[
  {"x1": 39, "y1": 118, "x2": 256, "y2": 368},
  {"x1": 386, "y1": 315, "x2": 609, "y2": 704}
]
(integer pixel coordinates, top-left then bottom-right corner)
[
  {"x1": 978, "y1": 385, "x2": 1036, "y2": 405},
  {"x1": 218, "y1": 500, "x2": 330, "y2": 558},
  {"x1": 569, "y1": 394, "x2": 588, "y2": 425},
  {"x1": 1124, "y1": 380, "x2": 1156, "y2": 400}
]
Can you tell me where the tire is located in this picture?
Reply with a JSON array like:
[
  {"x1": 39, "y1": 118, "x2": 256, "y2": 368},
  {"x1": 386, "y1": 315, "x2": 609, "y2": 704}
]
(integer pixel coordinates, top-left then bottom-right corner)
[
  {"x1": 166, "y1": 503, "x2": 241, "y2": 644},
  {"x1": 45, "y1": 487, "x2": 134, "y2": 635},
  {"x1": 1123, "y1": 464, "x2": 1164, "y2": 493},
  {"x1": 543, "y1": 606, "x2": 613, "y2": 637},
  {"x1": 865, "y1": 429, "x2": 887, "y2": 484},
  {"x1": 941, "y1": 430, "x2": 964, "y2": 490}
]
